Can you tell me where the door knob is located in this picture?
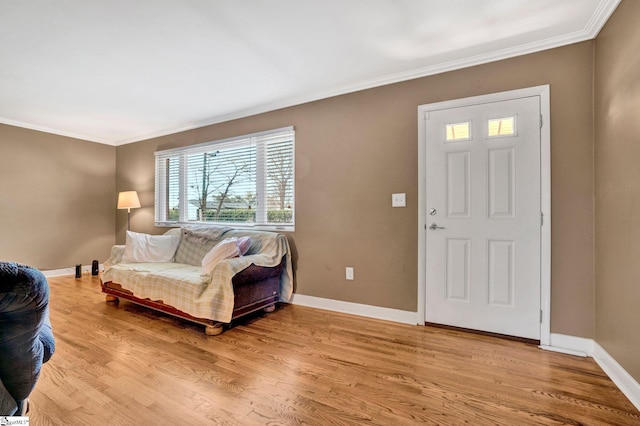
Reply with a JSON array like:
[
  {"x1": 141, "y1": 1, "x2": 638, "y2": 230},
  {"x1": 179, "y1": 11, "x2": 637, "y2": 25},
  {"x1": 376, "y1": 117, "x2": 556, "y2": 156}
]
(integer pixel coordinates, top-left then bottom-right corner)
[{"x1": 428, "y1": 223, "x2": 445, "y2": 230}]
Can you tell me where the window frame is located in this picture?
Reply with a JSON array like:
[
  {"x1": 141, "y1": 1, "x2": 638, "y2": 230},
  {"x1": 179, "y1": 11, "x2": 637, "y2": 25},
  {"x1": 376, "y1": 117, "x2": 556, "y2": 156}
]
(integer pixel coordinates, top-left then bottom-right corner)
[{"x1": 154, "y1": 126, "x2": 295, "y2": 231}]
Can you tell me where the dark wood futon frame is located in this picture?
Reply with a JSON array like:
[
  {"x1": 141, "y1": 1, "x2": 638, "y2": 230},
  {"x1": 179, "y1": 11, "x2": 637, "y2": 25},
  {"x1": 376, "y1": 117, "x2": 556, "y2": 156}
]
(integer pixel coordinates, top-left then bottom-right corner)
[{"x1": 101, "y1": 260, "x2": 284, "y2": 335}]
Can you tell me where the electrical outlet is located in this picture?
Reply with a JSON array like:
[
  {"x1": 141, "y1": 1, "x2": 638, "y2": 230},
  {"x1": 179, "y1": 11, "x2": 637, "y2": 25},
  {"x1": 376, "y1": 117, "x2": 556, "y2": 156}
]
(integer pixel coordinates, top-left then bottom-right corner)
[
  {"x1": 345, "y1": 267, "x2": 354, "y2": 280},
  {"x1": 392, "y1": 193, "x2": 406, "y2": 207}
]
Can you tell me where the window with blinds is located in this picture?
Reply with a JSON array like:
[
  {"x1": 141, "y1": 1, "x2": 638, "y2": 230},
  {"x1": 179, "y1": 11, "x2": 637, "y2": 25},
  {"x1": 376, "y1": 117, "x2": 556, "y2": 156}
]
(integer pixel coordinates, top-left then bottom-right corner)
[{"x1": 155, "y1": 127, "x2": 294, "y2": 230}]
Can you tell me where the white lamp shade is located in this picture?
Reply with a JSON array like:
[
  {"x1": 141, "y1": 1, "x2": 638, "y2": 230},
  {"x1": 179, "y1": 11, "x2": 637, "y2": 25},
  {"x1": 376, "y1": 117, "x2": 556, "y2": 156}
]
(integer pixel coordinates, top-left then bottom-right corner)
[{"x1": 117, "y1": 191, "x2": 141, "y2": 210}]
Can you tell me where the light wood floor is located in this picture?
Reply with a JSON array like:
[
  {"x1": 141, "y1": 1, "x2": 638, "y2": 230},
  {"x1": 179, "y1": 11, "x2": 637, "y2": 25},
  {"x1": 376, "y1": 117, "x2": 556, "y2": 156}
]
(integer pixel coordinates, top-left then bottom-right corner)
[{"x1": 28, "y1": 274, "x2": 639, "y2": 425}]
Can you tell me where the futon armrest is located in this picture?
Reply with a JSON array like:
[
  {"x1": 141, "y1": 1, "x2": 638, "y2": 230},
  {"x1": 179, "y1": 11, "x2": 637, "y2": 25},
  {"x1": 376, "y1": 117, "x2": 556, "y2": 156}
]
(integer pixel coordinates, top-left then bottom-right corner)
[
  {"x1": 232, "y1": 259, "x2": 285, "y2": 286},
  {"x1": 104, "y1": 245, "x2": 126, "y2": 269}
]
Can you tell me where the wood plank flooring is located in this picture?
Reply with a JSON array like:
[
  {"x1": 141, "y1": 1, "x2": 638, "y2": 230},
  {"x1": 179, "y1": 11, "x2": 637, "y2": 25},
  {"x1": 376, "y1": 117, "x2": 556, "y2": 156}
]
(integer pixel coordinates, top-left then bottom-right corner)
[{"x1": 28, "y1": 274, "x2": 640, "y2": 425}]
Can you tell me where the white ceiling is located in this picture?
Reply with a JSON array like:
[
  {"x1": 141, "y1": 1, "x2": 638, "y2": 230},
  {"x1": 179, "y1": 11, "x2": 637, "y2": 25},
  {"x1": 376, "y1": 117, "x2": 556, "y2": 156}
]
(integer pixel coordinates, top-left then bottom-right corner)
[{"x1": 0, "y1": 0, "x2": 620, "y2": 146}]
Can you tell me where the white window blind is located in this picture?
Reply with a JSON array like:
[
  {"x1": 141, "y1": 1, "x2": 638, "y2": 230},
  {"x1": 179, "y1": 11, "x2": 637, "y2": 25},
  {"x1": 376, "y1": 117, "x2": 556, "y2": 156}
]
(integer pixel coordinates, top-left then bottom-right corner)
[{"x1": 155, "y1": 127, "x2": 294, "y2": 230}]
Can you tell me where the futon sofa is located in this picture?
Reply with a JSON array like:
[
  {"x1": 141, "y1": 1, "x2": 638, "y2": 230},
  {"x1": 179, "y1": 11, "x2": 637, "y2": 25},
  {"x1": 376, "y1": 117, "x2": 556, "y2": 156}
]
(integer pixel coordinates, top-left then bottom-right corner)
[
  {"x1": 100, "y1": 226, "x2": 293, "y2": 335},
  {"x1": 0, "y1": 262, "x2": 55, "y2": 416}
]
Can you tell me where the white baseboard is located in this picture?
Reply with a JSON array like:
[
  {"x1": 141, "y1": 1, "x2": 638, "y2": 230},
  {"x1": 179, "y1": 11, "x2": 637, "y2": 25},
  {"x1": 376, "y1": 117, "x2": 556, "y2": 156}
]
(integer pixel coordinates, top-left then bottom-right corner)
[
  {"x1": 540, "y1": 333, "x2": 593, "y2": 357},
  {"x1": 541, "y1": 333, "x2": 640, "y2": 411},
  {"x1": 289, "y1": 293, "x2": 419, "y2": 325},
  {"x1": 42, "y1": 264, "x2": 103, "y2": 278},
  {"x1": 592, "y1": 341, "x2": 640, "y2": 411}
]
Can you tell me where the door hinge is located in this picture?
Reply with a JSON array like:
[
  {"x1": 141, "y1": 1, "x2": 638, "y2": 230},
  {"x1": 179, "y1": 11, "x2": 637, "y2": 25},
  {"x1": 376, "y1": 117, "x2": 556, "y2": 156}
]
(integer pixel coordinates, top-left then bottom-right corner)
[
  {"x1": 540, "y1": 114, "x2": 543, "y2": 129},
  {"x1": 424, "y1": 111, "x2": 431, "y2": 120},
  {"x1": 540, "y1": 211, "x2": 544, "y2": 226},
  {"x1": 540, "y1": 310, "x2": 543, "y2": 323}
]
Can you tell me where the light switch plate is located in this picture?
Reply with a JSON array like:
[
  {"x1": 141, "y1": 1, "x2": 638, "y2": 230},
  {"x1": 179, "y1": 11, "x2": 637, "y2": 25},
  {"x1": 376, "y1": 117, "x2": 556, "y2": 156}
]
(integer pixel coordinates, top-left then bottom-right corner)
[
  {"x1": 345, "y1": 267, "x2": 354, "y2": 280},
  {"x1": 392, "y1": 193, "x2": 406, "y2": 207}
]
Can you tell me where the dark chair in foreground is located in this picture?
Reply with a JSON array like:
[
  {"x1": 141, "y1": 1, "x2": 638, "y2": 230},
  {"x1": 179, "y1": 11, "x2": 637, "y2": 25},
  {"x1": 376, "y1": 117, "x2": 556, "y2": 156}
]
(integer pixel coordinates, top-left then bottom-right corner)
[{"x1": 0, "y1": 262, "x2": 55, "y2": 416}]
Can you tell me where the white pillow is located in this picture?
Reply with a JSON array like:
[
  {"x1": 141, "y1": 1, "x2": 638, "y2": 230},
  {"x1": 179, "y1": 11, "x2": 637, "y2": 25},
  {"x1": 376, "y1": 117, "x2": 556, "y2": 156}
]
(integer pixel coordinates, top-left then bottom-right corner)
[
  {"x1": 121, "y1": 231, "x2": 180, "y2": 263},
  {"x1": 201, "y1": 238, "x2": 240, "y2": 275}
]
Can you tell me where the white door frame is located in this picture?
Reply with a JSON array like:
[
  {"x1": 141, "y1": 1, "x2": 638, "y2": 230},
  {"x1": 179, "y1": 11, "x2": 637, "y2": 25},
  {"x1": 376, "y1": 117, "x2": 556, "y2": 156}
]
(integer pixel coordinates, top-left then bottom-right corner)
[{"x1": 417, "y1": 85, "x2": 551, "y2": 346}]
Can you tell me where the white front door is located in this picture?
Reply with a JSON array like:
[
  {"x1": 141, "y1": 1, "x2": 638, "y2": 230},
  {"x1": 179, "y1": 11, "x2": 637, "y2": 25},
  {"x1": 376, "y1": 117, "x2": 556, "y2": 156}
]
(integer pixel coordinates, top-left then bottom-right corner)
[{"x1": 424, "y1": 95, "x2": 542, "y2": 340}]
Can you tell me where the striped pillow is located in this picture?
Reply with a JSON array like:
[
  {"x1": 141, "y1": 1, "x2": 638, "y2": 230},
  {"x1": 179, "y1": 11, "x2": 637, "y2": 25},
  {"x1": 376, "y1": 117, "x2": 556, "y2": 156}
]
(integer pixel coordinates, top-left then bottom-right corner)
[{"x1": 173, "y1": 229, "x2": 221, "y2": 266}]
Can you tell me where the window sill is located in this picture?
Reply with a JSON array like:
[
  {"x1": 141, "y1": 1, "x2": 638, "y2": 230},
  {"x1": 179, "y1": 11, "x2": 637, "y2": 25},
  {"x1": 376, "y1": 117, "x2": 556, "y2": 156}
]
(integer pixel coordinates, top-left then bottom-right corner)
[{"x1": 155, "y1": 221, "x2": 294, "y2": 233}]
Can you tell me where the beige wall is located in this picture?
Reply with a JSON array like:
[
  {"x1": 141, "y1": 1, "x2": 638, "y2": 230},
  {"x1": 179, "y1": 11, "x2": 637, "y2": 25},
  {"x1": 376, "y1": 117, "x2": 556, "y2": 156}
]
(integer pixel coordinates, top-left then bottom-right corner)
[
  {"x1": 117, "y1": 41, "x2": 596, "y2": 337},
  {"x1": 0, "y1": 124, "x2": 116, "y2": 270},
  {"x1": 594, "y1": 0, "x2": 640, "y2": 380}
]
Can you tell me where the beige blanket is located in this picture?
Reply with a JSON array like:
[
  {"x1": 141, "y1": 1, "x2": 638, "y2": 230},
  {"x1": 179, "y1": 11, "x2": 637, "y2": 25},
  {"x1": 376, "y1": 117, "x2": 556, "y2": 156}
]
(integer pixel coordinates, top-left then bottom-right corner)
[{"x1": 101, "y1": 231, "x2": 293, "y2": 323}]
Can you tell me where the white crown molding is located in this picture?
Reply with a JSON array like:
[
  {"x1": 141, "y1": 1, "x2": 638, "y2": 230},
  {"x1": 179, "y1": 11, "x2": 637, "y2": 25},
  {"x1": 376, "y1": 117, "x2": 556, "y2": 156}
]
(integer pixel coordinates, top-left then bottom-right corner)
[
  {"x1": 0, "y1": 117, "x2": 112, "y2": 145},
  {"x1": 585, "y1": 0, "x2": 622, "y2": 38}
]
